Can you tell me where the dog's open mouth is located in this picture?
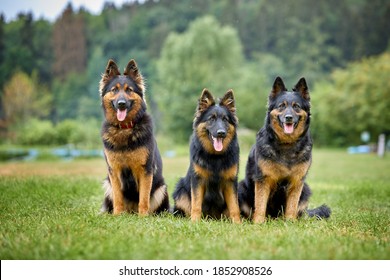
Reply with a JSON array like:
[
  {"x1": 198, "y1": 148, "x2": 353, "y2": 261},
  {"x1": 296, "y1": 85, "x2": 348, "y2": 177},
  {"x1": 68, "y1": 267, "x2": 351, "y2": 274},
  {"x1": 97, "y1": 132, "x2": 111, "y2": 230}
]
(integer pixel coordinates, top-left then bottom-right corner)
[
  {"x1": 283, "y1": 122, "x2": 295, "y2": 134},
  {"x1": 117, "y1": 109, "x2": 127, "y2": 122},
  {"x1": 211, "y1": 136, "x2": 223, "y2": 152}
]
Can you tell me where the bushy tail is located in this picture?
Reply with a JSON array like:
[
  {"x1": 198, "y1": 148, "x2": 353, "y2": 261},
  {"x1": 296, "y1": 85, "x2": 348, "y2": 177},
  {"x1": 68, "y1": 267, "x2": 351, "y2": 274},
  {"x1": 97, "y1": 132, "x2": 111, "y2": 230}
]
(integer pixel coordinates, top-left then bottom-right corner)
[{"x1": 307, "y1": 204, "x2": 331, "y2": 219}]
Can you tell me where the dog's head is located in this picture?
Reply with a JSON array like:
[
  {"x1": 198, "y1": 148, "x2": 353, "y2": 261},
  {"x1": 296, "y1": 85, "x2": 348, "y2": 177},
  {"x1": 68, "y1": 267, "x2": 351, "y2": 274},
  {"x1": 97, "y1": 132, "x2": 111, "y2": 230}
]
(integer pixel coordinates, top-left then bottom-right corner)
[
  {"x1": 194, "y1": 89, "x2": 238, "y2": 154},
  {"x1": 267, "y1": 77, "x2": 310, "y2": 143},
  {"x1": 99, "y1": 59, "x2": 146, "y2": 126}
]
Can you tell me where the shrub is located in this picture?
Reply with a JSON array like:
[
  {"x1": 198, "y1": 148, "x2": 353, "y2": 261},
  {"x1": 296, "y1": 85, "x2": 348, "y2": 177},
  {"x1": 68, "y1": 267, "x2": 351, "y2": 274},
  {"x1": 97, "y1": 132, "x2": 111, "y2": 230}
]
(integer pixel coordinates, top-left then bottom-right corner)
[{"x1": 14, "y1": 118, "x2": 101, "y2": 147}]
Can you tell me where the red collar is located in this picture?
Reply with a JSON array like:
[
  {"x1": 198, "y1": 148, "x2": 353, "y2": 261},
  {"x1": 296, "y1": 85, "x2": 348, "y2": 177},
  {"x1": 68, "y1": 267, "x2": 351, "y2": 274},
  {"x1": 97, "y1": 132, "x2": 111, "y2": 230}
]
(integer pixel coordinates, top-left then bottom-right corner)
[{"x1": 117, "y1": 121, "x2": 134, "y2": 129}]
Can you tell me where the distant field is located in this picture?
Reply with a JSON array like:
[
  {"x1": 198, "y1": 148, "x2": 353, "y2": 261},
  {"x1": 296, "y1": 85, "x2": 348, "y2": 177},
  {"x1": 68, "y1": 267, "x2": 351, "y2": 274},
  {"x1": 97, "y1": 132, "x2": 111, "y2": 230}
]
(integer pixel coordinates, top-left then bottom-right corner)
[{"x1": 0, "y1": 149, "x2": 389, "y2": 259}]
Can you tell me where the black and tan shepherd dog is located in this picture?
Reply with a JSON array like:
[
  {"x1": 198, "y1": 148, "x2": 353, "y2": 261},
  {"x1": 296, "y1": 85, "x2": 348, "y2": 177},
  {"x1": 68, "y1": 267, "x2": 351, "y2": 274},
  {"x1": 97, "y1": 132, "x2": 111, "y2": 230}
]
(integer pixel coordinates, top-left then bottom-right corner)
[
  {"x1": 173, "y1": 89, "x2": 241, "y2": 223},
  {"x1": 238, "y1": 77, "x2": 331, "y2": 223},
  {"x1": 99, "y1": 59, "x2": 169, "y2": 216}
]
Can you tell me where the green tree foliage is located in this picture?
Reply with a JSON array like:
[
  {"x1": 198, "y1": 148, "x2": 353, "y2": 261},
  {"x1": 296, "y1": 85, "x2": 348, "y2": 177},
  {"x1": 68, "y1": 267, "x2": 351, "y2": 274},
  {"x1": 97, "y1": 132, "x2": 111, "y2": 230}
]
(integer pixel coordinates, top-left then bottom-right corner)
[
  {"x1": 0, "y1": 13, "x2": 52, "y2": 87},
  {"x1": 2, "y1": 71, "x2": 51, "y2": 139},
  {"x1": 232, "y1": 61, "x2": 269, "y2": 131},
  {"x1": 1, "y1": 13, "x2": 34, "y2": 88},
  {"x1": 52, "y1": 72, "x2": 88, "y2": 122},
  {"x1": 16, "y1": 118, "x2": 101, "y2": 147},
  {"x1": 0, "y1": 15, "x2": 6, "y2": 86},
  {"x1": 32, "y1": 19, "x2": 53, "y2": 84},
  {"x1": 2, "y1": 71, "x2": 51, "y2": 123},
  {"x1": 84, "y1": 46, "x2": 106, "y2": 120},
  {"x1": 311, "y1": 52, "x2": 390, "y2": 146},
  {"x1": 0, "y1": 0, "x2": 389, "y2": 146},
  {"x1": 155, "y1": 16, "x2": 244, "y2": 142}
]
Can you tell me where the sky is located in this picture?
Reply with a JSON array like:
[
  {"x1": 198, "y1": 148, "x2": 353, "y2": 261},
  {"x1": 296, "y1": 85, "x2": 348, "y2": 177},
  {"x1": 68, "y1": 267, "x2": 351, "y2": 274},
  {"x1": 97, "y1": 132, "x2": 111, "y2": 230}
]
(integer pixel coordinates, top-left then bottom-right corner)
[{"x1": 0, "y1": 0, "x2": 129, "y2": 22}]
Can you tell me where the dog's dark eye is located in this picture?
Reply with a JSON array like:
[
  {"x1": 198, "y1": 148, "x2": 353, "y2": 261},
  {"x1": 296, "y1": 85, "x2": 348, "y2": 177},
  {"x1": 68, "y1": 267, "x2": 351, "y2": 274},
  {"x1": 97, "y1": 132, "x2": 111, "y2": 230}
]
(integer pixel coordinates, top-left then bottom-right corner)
[
  {"x1": 111, "y1": 87, "x2": 119, "y2": 94},
  {"x1": 125, "y1": 87, "x2": 132, "y2": 94},
  {"x1": 209, "y1": 115, "x2": 216, "y2": 122},
  {"x1": 293, "y1": 103, "x2": 301, "y2": 111},
  {"x1": 278, "y1": 103, "x2": 286, "y2": 110}
]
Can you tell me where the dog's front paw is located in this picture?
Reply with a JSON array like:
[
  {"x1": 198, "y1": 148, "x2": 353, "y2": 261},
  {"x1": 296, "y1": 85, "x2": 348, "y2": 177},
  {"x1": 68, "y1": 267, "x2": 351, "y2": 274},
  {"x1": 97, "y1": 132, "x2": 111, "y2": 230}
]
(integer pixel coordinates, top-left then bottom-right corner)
[
  {"x1": 252, "y1": 213, "x2": 266, "y2": 224},
  {"x1": 284, "y1": 214, "x2": 298, "y2": 221},
  {"x1": 191, "y1": 214, "x2": 201, "y2": 222},
  {"x1": 113, "y1": 205, "x2": 125, "y2": 215},
  {"x1": 231, "y1": 214, "x2": 242, "y2": 224},
  {"x1": 138, "y1": 207, "x2": 150, "y2": 217},
  {"x1": 138, "y1": 211, "x2": 149, "y2": 217}
]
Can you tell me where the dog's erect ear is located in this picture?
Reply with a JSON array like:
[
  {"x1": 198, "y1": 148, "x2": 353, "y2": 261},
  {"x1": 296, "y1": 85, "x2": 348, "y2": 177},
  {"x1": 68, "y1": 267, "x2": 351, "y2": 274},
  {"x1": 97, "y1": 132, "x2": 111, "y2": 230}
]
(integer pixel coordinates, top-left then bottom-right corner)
[
  {"x1": 198, "y1": 88, "x2": 215, "y2": 113},
  {"x1": 293, "y1": 77, "x2": 310, "y2": 100},
  {"x1": 270, "y1": 76, "x2": 287, "y2": 99},
  {"x1": 99, "y1": 59, "x2": 120, "y2": 96},
  {"x1": 104, "y1": 59, "x2": 120, "y2": 77},
  {"x1": 124, "y1": 59, "x2": 145, "y2": 93},
  {"x1": 124, "y1": 59, "x2": 139, "y2": 77},
  {"x1": 220, "y1": 89, "x2": 236, "y2": 114},
  {"x1": 221, "y1": 89, "x2": 238, "y2": 124}
]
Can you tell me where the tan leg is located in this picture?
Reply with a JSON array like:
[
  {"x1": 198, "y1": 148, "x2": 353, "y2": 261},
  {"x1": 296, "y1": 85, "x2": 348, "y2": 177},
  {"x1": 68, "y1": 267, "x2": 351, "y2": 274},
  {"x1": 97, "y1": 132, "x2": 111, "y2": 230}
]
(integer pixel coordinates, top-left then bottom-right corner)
[
  {"x1": 253, "y1": 179, "x2": 272, "y2": 223},
  {"x1": 223, "y1": 184, "x2": 241, "y2": 224},
  {"x1": 110, "y1": 172, "x2": 125, "y2": 215},
  {"x1": 285, "y1": 178, "x2": 304, "y2": 220},
  {"x1": 191, "y1": 184, "x2": 206, "y2": 222},
  {"x1": 138, "y1": 173, "x2": 153, "y2": 216}
]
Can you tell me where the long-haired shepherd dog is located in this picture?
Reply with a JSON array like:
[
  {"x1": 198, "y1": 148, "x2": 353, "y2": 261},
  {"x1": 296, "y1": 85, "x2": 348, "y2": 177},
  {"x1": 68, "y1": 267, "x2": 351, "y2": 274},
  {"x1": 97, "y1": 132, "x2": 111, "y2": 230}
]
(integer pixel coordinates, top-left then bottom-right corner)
[
  {"x1": 99, "y1": 58, "x2": 169, "y2": 215},
  {"x1": 238, "y1": 77, "x2": 331, "y2": 223},
  {"x1": 173, "y1": 89, "x2": 241, "y2": 223}
]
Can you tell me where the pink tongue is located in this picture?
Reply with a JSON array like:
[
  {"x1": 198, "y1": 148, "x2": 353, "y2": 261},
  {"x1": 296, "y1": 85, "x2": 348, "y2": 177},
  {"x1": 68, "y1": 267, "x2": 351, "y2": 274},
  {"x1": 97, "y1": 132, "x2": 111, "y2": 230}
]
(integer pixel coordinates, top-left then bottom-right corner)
[
  {"x1": 284, "y1": 123, "x2": 294, "y2": 134},
  {"x1": 117, "y1": 109, "x2": 127, "y2": 121},
  {"x1": 212, "y1": 137, "x2": 223, "y2": 152}
]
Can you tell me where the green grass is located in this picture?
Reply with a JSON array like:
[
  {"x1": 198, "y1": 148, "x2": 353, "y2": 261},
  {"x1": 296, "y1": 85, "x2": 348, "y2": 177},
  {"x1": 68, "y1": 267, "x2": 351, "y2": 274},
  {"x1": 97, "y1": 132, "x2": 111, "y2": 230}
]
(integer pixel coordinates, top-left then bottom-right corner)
[{"x1": 0, "y1": 149, "x2": 389, "y2": 259}]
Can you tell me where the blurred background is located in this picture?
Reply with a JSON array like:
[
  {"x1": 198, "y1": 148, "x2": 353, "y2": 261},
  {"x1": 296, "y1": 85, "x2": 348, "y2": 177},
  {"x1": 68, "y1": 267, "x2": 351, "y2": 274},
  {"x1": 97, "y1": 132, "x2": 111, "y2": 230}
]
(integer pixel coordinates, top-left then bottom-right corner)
[{"x1": 0, "y1": 0, "x2": 389, "y2": 161}]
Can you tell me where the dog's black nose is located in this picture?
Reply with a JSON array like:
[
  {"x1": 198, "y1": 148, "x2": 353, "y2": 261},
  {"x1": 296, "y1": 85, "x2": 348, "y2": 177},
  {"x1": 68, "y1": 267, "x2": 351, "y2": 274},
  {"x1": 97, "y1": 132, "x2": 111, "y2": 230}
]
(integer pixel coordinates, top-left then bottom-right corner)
[
  {"x1": 285, "y1": 115, "x2": 293, "y2": 123},
  {"x1": 117, "y1": 100, "x2": 127, "y2": 110},
  {"x1": 217, "y1": 129, "x2": 226, "y2": 138}
]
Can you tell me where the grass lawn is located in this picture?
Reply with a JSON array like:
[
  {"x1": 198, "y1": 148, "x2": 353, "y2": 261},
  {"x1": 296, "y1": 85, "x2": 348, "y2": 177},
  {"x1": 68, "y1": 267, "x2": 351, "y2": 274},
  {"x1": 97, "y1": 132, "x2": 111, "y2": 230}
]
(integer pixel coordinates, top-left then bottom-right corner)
[{"x1": 0, "y1": 148, "x2": 389, "y2": 259}]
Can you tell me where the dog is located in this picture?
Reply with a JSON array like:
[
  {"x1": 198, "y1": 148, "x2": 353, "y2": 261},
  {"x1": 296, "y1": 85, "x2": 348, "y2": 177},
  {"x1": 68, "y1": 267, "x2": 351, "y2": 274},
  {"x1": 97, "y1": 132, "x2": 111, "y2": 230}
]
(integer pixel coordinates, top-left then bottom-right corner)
[
  {"x1": 99, "y1": 59, "x2": 169, "y2": 215},
  {"x1": 173, "y1": 89, "x2": 241, "y2": 223},
  {"x1": 238, "y1": 77, "x2": 331, "y2": 223}
]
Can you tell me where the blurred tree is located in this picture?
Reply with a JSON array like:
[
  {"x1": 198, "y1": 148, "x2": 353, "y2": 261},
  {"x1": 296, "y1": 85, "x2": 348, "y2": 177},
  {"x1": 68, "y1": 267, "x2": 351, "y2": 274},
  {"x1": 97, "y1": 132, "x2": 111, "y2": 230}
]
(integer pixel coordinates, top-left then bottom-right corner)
[
  {"x1": 0, "y1": 13, "x2": 35, "y2": 87},
  {"x1": 32, "y1": 19, "x2": 53, "y2": 84},
  {"x1": 52, "y1": 72, "x2": 88, "y2": 121},
  {"x1": 0, "y1": 14, "x2": 5, "y2": 86},
  {"x1": 0, "y1": 0, "x2": 389, "y2": 147},
  {"x1": 275, "y1": 17, "x2": 341, "y2": 83},
  {"x1": 2, "y1": 71, "x2": 52, "y2": 138},
  {"x1": 233, "y1": 64, "x2": 268, "y2": 131},
  {"x1": 84, "y1": 46, "x2": 106, "y2": 120},
  {"x1": 155, "y1": 16, "x2": 244, "y2": 142},
  {"x1": 0, "y1": 14, "x2": 52, "y2": 90},
  {"x1": 351, "y1": 0, "x2": 390, "y2": 60},
  {"x1": 52, "y1": 3, "x2": 87, "y2": 80},
  {"x1": 0, "y1": 14, "x2": 5, "y2": 123},
  {"x1": 311, "y1": 52, "x2": 390, "y2": 146}
]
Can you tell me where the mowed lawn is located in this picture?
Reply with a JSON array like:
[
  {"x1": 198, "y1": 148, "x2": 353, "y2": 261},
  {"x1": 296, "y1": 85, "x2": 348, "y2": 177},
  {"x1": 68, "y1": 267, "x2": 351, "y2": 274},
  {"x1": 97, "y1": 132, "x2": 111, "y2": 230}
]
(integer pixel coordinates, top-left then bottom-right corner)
[{"x1": 0, "y1": 148, "x2": 389, "y2": 260}]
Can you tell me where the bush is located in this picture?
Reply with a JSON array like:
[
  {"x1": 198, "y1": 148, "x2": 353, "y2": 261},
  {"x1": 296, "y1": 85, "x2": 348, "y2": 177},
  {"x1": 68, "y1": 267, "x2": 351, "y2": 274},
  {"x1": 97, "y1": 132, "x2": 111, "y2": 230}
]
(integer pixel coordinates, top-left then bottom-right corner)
[
  {"x1": 14, "y1": 118, "x2": 101, "y2": 147},
  {"x1": 311, "y1": 52, "x2": 390, "y2": 146},
  {"x1": 17, "y1": 119, "x2": 58, "y2": 145}
]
